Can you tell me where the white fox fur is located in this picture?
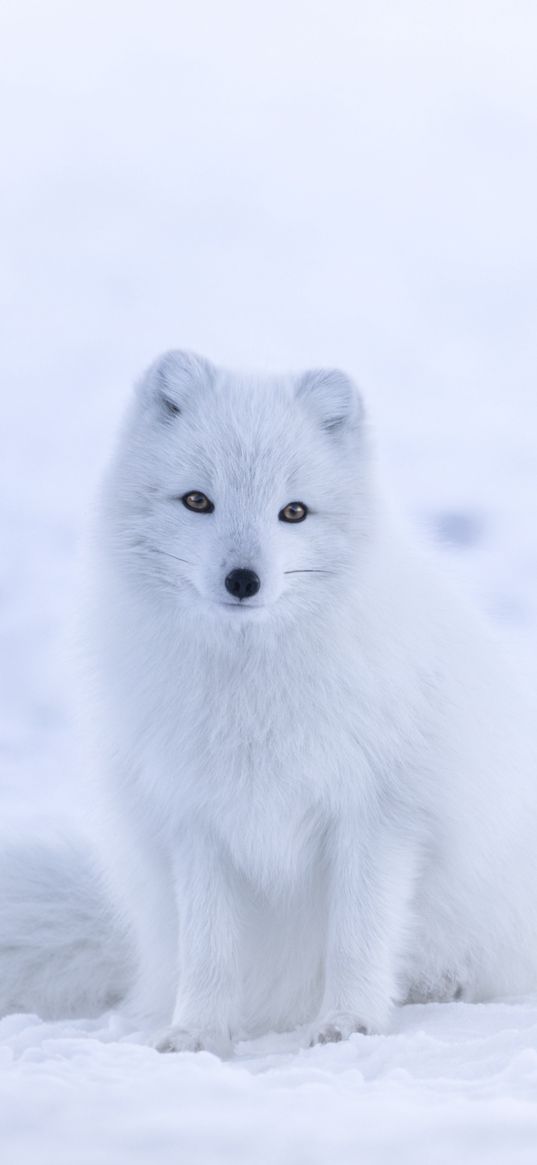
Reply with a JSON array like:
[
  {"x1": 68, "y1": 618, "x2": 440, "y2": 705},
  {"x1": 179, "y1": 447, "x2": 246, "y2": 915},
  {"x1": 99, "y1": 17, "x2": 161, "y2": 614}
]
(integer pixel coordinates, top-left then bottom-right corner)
[
  {"x1": 2, "y1": 350, "x2": 537, "y2": 1052},
  {"x1": 0, "y1": 833, "x2": 130, "y2": 1019}
]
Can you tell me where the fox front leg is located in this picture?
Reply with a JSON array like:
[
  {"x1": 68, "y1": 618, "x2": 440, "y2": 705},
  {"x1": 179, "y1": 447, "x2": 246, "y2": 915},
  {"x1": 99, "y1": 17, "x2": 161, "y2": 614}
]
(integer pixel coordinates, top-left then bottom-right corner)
[
  {"x1": 154, "y1": 831, "x2": 240, "y2": 1056},
  {"x1": 311, "y1": 819, "x2": 418, "y2": 1044}
]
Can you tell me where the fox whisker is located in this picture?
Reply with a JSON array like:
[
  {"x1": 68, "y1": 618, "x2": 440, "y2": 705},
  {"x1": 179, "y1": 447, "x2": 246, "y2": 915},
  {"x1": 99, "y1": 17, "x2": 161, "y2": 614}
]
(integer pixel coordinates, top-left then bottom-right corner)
[{"x1": 149, "y1": 547, "x2": 193, "y2": 567}]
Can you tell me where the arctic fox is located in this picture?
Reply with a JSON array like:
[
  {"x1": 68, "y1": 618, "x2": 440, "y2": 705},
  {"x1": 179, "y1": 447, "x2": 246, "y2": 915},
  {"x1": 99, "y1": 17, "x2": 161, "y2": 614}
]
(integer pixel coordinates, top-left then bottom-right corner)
[{"x1": 2, "y1": 350, "x2": 537, "y2": 1052}]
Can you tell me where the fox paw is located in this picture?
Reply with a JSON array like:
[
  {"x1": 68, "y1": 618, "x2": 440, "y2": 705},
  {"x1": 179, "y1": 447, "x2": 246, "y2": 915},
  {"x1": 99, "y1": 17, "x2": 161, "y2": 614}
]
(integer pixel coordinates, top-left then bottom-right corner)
[
  {"x1": 153, "y1": 1025, "x2": 232, "y2": 1057},
  {"x1": 309, "y1": 1011, "x2": 370, "y2": 1046}
]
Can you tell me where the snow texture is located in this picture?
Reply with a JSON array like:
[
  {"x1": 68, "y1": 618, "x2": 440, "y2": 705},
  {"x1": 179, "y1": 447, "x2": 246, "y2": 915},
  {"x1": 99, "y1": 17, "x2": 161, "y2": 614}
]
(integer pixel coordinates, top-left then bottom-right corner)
[{"x1": 1, "y1": 1, "x2": 537, "y2": 1161}]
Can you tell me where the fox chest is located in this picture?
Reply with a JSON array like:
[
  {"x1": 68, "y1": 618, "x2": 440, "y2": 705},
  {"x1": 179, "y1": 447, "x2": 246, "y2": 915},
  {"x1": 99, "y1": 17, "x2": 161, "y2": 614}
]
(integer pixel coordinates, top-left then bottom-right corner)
[
  {"x1": 129, "y1": 641, "x2": 395, "y2": 880},
  {"x1": 152, "y1": 688, "x2": 372, "y2": 885}
]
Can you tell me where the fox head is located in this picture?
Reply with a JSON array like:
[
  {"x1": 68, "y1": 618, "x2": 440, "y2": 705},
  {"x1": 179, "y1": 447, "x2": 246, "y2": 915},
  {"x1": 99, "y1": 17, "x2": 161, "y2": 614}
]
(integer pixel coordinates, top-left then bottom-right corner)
[{"x1": 104, "y1": 350, "x2": 372, "y2": 626}]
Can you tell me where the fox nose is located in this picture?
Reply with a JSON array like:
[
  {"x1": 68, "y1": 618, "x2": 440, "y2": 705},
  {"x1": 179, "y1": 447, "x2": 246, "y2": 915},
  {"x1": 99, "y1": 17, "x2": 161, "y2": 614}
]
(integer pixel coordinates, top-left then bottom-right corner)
[{"x1": 225, "y1": 568, "x2": 261, "y2": 601}]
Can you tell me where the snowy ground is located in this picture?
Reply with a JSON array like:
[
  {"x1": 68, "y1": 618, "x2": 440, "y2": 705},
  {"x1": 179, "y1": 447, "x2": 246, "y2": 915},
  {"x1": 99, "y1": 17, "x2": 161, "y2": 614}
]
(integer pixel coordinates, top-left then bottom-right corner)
[
  {"x1": 1, "y1": 2, "x2": 537, "y2": 1161},
  {"x1": 3, "y1": 999, "x2": 537, "y2": 1165}
]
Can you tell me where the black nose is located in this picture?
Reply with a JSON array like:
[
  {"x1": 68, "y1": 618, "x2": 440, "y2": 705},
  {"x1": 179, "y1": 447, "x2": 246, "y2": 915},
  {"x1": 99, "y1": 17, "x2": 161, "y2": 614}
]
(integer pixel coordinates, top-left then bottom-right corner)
[{"x1": 224, "y1": 568, "x2": 261, "y2": 601}]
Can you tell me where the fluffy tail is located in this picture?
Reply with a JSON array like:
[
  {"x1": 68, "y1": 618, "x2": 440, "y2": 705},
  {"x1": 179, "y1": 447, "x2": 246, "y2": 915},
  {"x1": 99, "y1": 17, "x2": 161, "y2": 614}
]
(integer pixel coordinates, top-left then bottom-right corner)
[{"x1": 0, "y1": 833, "x2": 131, "y2": 1020}]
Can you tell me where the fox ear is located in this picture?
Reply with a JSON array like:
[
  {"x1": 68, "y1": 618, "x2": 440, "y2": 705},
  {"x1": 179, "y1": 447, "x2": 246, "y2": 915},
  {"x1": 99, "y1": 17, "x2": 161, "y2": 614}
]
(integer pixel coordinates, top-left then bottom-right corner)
[
  {"x1": 142, "y1": 349, "x2": 216, "y2": 416},
  {"x1": 296, "y1": 368, "x2": 363, "y2": 435}
]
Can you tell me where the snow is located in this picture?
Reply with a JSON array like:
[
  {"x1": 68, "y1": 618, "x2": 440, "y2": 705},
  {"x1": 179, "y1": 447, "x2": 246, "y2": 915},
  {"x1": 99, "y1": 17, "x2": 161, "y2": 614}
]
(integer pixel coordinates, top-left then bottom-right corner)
[
  {"x1": 1, "y1": 1, "x2": 537, "y2": 1161},
  {"x1": 3, "y1": 1002, "x2": 537, "y2": 1164}
]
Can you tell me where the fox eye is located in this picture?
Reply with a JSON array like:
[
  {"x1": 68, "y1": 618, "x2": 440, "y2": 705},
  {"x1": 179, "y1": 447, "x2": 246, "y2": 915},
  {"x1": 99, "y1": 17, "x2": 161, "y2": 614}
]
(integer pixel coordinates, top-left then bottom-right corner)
[
  {"x1": 279, "y1": 501, "x2": 308, "y2": 523},
  {"x1": 182, "y1": 491, "x2": 214, "y2": 514}
]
